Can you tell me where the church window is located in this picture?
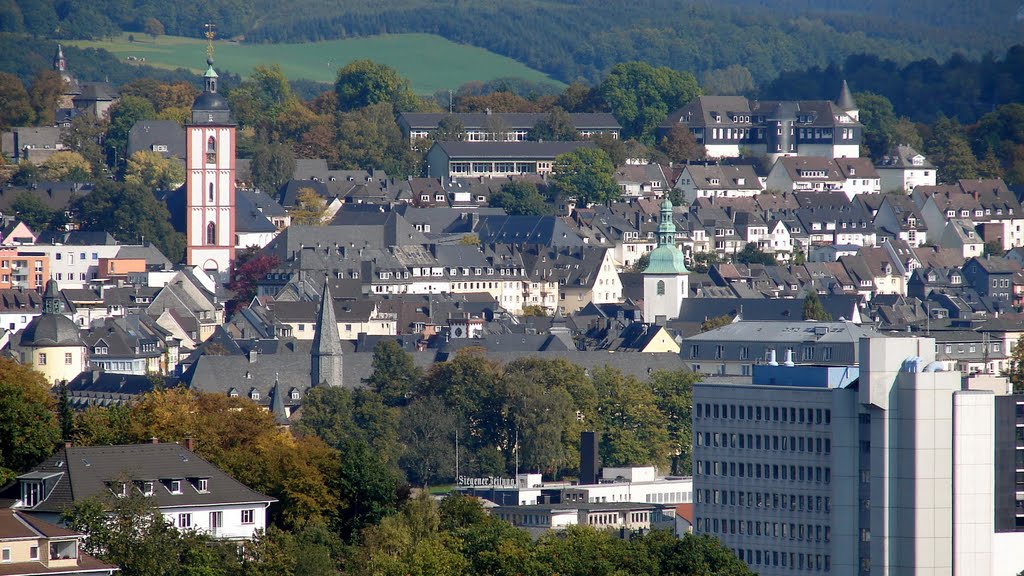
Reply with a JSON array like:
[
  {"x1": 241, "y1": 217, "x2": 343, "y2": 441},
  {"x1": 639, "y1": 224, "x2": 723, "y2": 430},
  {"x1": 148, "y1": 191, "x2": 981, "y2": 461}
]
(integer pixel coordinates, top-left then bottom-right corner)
[
  {"x1": 657, "y1": 280, "x2": 666, "y2": 295},
  {"x1": 206, "y1": 136, "x2": 216, "y2": 163},
  {"x1": 208, "y1": 183, "x2": 214, "y2": 202},
  {"x1": 207, "y1": 222, "x2": 216, "y2": 245}
]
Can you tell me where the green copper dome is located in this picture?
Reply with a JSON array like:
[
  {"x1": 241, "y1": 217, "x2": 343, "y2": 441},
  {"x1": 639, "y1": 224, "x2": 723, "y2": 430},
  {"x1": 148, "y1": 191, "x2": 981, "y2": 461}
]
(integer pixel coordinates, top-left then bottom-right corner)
[{"x1": 643, "y1": 197, "x2": 689, "y2": 275}]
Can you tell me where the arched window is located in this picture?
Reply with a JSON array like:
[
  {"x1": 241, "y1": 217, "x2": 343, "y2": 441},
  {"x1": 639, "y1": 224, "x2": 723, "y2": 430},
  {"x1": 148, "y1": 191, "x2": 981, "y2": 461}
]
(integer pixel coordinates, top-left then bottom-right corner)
[
  {"x1": 206, "y1": 136, "x2": 216, "y2": 163},
  {"x1": 206, "y1": 222, "x2": 216, "y2": 245},
  {"x1": 656, "y1": 280, "x2": 666, "y2": 295},
  {"x1": 208, "y1": 182, "x2": 214, "y2": 202}
]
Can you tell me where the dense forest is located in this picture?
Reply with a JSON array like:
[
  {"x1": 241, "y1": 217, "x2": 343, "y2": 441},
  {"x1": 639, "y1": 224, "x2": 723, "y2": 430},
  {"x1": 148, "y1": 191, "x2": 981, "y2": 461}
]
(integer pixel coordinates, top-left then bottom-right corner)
[{"x1": 1, "y1": 0, "x2": 1020, "y2": 85}]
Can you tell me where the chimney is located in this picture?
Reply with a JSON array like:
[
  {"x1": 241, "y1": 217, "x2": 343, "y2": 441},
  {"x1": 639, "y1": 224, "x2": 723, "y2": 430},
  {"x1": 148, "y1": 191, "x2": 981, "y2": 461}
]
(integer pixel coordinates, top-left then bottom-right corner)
[
  {"x1": 768, "y1": 349, "x2": 779, "y2": 366},
  {"x1": 150, "y1": 437, "x2": 159, "y2": 444},
  {"x1": 248, "y1": 349, "x2": 258, "y2": 363},
  {"x1": 784, "y1": 349, "x2": 795, "y2": 367},
  {"x1": 185, "y1": 437, "x2": 195, "y2": 452},
  {"x1": 580, "y1": 431, "x2": 599, "y2": 485}
]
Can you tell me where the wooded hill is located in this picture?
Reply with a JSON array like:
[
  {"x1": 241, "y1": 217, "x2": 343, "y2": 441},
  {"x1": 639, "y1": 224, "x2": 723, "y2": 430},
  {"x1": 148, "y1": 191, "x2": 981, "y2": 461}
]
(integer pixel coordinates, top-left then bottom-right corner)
[{"x1": 3, "y1": 0, "x2": 1020, "y2": 85}]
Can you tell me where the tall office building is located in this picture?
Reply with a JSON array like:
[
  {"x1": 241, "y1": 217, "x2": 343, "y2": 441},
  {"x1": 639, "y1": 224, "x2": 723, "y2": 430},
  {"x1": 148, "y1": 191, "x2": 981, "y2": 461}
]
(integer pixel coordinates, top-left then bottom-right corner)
[{"x1": 693, "y1": 336, "x2": 1019, "y2": 575}]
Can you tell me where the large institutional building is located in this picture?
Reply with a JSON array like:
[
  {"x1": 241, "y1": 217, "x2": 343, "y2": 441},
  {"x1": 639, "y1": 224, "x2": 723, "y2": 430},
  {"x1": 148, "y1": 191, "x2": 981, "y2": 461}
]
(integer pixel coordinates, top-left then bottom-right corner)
[
  {"x1": 660, "y1": 82, "x2": 862, "y2": 161},
  {"x1": 693, "y1": 335, "x2": 1024, "y2": 575}
]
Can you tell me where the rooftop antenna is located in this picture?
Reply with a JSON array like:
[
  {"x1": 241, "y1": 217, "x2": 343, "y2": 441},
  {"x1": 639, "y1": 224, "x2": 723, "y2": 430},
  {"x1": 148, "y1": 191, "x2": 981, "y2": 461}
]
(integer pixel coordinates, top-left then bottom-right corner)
[{"x1": 204, "y1": 22, "x2": 217, "y2": 61}]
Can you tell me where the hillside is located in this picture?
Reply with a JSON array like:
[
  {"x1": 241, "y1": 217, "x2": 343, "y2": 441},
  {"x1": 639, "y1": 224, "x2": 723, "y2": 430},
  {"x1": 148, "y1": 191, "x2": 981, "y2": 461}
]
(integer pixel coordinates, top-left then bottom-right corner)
[
  {"x1": 6, "y1": 0, "x2": 1020, "y2": 86},
  {"x1": 66, "y1": 33, "x2": 561, "y2": 93}
]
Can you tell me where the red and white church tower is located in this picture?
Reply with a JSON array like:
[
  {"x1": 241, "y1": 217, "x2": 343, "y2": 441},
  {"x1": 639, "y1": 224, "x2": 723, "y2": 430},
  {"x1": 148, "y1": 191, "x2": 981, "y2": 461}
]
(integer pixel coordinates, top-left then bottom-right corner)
[{"x1": 185, "y1": 52, "x2": 235, "y2": 272}]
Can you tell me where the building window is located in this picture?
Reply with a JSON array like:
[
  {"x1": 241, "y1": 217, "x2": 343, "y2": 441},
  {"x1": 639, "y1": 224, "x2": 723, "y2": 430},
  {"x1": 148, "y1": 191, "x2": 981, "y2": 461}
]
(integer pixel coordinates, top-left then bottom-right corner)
[
  {"x1": 1, "y1": 548, "x2": 8, "y2": 562},
  {"x1": 207, "y1": 222, "x2": 216, "y2": 245},
  {"x1": 65, "y1": 352, "x2": 72, "y2": 365},
  {"x1": 37, "y1": 352, "x2": 46, "y2": 365},
  {"x1": 241, "y1": 509, "x2": 255, "y2": 524},
  {"x1": 208, "y1": 183, "x2": 214, "y2": 202},
  {"x1": 29, "y1": 546, "x2": 38, "y2": 560},
  {"x1": 656, "y1": 280, "x2": 665, "y2": 295},
  {"x1": 197, "y1": 478, "x2": 208, "y2": 492},
  {"x1": 178, "y1": 513, "x2": 192, "y2": 529},
  {"x1": 206, "y1": 136, "x2": 216, "y2": 163},
  {"x1": 21, "y1": 481, "x2": 41, "y2": 507}
]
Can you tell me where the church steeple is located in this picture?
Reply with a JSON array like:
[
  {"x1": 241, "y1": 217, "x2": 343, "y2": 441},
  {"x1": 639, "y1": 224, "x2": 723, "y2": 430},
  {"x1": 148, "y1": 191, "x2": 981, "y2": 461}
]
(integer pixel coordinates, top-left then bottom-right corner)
[
  {"x1": 43, "y1": 279, "x2": 63, "y2": 315},
  {"x1": 311, "y1": 278, "x2": 343, "y2": 387},
  {"x1": 642, "y1": 198, "x2": 689, "y2": 323},
  {"x1": 53, "y1": 45, "x2": 66, "y2": 72}
]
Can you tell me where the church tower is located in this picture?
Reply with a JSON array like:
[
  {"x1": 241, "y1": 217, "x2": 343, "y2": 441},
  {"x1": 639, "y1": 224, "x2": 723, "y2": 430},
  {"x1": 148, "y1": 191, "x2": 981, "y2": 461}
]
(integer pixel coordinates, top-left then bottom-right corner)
[
  {"x1": 53, "y1": 44, "x2": 79, "y2": 109},
  {"x1": 311, "y1": 280, "x2": 343, "y2": 387},
  {"x1": 642, "y1": 198, "x2": 689, "y2": 324},
  {"x1": 185, "y1": 41, "x2": 235, "y2": 272}
]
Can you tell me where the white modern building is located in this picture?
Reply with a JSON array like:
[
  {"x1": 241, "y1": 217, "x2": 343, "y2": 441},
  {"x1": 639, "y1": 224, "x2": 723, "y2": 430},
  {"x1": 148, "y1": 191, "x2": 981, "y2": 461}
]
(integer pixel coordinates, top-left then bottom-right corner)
[{"x1": 693, "y1": 335, "x2": 1024, "y2": 576}]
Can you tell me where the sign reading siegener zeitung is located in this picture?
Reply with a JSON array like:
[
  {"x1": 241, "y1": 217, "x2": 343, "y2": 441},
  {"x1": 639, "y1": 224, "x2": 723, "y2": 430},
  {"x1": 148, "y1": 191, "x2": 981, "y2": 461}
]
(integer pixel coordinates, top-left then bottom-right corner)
[{"x1": 457, "y1": 475, "x2": 518, "y2": 487}]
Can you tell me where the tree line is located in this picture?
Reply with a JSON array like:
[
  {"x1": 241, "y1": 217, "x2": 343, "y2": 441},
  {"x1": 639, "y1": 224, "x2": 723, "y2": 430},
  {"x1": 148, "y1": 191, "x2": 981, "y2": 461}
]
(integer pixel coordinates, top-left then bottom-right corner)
[{"x1": 0, "y1": 344, "x2": 734, "y2": 575}]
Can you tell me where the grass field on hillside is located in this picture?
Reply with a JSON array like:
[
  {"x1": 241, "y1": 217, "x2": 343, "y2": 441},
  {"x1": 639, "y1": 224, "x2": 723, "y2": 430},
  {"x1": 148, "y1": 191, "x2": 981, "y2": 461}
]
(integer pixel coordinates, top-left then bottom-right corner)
[{"x1": 67, "y1": 33, "x2": 561, "y2": 93}]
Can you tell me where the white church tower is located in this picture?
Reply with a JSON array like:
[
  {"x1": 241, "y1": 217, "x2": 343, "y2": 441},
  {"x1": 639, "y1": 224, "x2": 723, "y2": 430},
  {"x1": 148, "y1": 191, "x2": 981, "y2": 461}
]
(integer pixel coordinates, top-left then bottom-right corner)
[
  {"x1": 185, "y1": 42, "x2": 235, "y2": 272},
  {"x1": 643, "y1": 198, "x2": 689, "y2": 324}
]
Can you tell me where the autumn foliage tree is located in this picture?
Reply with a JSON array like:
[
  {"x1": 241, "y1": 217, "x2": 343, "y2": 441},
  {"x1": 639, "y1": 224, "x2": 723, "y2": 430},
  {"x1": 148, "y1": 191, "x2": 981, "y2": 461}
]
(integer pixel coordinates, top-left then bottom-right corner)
[
  {"x1": 0, "y1": 357, "x2": 60, "y2": 484},
  {"x1": 228, "y1": 248, "x2": 280, "y2": 312}
]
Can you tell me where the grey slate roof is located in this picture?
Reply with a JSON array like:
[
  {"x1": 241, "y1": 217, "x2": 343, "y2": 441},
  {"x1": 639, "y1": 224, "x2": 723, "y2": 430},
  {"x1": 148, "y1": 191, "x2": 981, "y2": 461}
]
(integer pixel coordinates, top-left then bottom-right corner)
[
  {"x1": 475, "y1": 215, "x2": 583, "y2": 247},
  {"x1": 399, "y1": 112, "x2": 620, "y2": 131},
  {"x1": 127, "y1": 120, "x2": 186, "y2": 160},
  {"x1": 4, "y1": 444, "x2": 274, "y2": 514},
  {"x1": 433, "y1": 140, "x2": 596, "y2": 160}
]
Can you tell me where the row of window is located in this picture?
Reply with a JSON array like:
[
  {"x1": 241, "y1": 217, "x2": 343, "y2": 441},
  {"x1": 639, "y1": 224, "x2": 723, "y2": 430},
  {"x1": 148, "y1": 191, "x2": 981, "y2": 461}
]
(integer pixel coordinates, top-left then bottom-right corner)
[
  {"x1": 697, "y1": 432, "x2": 832, "y2": 454},
  {"x1": 176, "y1": 508, "x2": 254, "y2": 529},
  {"x1": 734, "y1": 547, "x2": 832, "y2": 572},
  {"x1": 697, "y1": 489, "x2": 831, "y2": 514},
  {"x1": 449, "y1": 162, "x2": 538, "y2": 174},
  {"x1": 53, "y1": 252, "x2": 100, "y2": 261},
  {"x1": 697, "y1": 461, "x2": 832, "y2": 484},
  {"x1": 946, "y1": 207, "x2": 1013, "y2": 217},
  {"x1": 696, "y1": 403, "x2": 832, "y2": 425},
  {"x1": 36, "y1": 352, "x2": 74, "y2": 366},
  {"x1": 703, "y1": 516, "x2": 831, "y2": 544}
]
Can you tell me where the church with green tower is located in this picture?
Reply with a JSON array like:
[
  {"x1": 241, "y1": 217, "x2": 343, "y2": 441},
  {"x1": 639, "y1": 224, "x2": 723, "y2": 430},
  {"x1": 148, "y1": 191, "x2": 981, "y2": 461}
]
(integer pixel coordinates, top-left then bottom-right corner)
[{"x1": 643, "y1": 198, "x2": 689, "y2": 323}]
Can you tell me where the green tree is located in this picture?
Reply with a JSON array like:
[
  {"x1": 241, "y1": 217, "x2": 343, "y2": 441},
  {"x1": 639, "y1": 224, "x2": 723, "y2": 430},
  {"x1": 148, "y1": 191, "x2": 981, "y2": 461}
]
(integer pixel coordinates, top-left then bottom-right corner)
[
  {"x1": 366, "y1": 339, "x2": 423, "y2": 407},
  {"x1": 61, "y1": 113, "x2": 109, "y2": 171},
  {"x1": 335, "y1": 434, "x2": 406, "y2": 542},
  {"x1": 701, "y1": 64, "x2": 755, "y2": 96},
  {"x1": 0, "y1": 357, "x2": 60, "y2": 484},
  {"x1": 626, "y1": 252, "x2": 650, "y2": 273},
  {"x1": 551, "y1": 147, "x2": 620, "y2": 206},
  {"x1": 0, "y1": 72, "x2": 33, "y2": 129},
  {"x1": 927, "y1": 115, "x2": 978, "y2": 183},
  {"x1": 11, "y1": 192, "x2": 56, "y2": 231},
  {"x1": 649, "y1": 370, "x2": 699, "y2": 475},
  {"x1": 288, "y1": 188, "x2": 327, "y2": 225},
  {"x1": 529, "y1": 108, "x2": 577, "y2": 141},
  {"x1": 252, "y1": 141, "x2": 296, "y2": 194},
  {"x1": 143, "y1": 17, "x2": 164, "y2": 41},
  {"x1": 489, "y1": 181, "x2": 548, "y2": 216},
  {"x1": 592, "y1": 366, "x2": 671, "y2": 469},
  {"x1": 641, "y1": 531, "x2": 755, "y2": 576},
  {"x1": 123, "y1": 150, "x2": 183, "y2": 190},
  {"x1": 658, "y1": 124, "x2": 705, "y2": 163},
  {"x1": 690, "y1": 251, "x2": 722, "y2": 273},
  {"x1": 735, "y1": 242, "x2": 778, "y2": 265},
  {"x1": 73, "y1": 180, "x2": 185, "y2": 262},
  {"x1": 337, "y1": 102, "x2": 420, "y2": 177},
  {"x1": 984, "y1": 239, "x2": 1004, "y2": 257},
  {"x1": 105, "y1": 96, "x2": 156, "y2": 167},
  {"x1": 40, "y1": 151, "x2": 92, "y2": 181},
  {"x1": 855, "y1": 91, "x2": 898, "y2": 160},
  {"x1": 433, "y1": 115, "x2": 466, "y2": 142},
  {"x1": 700, "y1": 314, "x2": 734, "y2": 333},
  {"x1": 802, "y1": 291, "x2": 832, "y2": 321},
  {"x1": 399, "y1": 395, "x2": 457, "y2": 486},
  {"x1": 335, "y1": 60, "x2": 418, "y2": 113},
  {"x1": 597, "y1": 62, "x2": 700, "y2": 143},
  {"x1": 29, "y1": 69, "x2": 65, "y2": 127},
  {"x1": 979, "y1": 146, "x2": 1004, "y2": 179}
]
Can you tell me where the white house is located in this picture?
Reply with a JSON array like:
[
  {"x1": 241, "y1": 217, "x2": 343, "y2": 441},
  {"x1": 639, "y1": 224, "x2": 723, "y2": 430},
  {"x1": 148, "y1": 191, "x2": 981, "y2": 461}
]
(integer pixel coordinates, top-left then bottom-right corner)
[
  {"x1": 674, "y1": 164, "x2": 763, "y2": 204},
  {"x1": 6, "y1": 442, "x2": 275, "y2": 542},
  {"x1": 876, "y1": 145, "x2": 936, "y2": 193}
]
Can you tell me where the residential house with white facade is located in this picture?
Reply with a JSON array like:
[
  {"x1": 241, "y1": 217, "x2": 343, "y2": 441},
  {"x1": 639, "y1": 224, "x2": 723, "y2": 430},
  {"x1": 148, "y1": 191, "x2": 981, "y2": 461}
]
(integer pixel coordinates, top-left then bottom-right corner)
[
  {"x1": 674, "y1": 164, "x2": 763, "y2": 204},
  {"x1": 5, "y1": 442, "x2": 275, "y2": 541},
  {"x1": 876, "y1": 144, "x2": 936, "y2": 192}
]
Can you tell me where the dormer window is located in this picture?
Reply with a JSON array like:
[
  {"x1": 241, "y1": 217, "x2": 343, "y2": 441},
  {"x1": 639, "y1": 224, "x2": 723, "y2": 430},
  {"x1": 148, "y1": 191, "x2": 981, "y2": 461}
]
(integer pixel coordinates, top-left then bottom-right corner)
[
  {"x1": 228, "y1": 388, "x2": 238, "y2": 398},
  {"x1": 169, "y1": 480, "x2": 182, "y2": 494},
  {"x1": 290, "y1": 389, "x2": 300, "y2": 400},
  {"x1": 250, "y1": 389, "x2": 260, "y2": 401},
  {"x1": 21, "y1": 481, "x2": 41, "y2": 507},
  {"x1": 94, "y1": 346, "x2": 107, "y2": 355},
  {"x1": 142, "y1": 481, "x2": 154, "y2": 496},
  {"x1": 196, "y1": 478, "x2": 208, "y2": 492}
]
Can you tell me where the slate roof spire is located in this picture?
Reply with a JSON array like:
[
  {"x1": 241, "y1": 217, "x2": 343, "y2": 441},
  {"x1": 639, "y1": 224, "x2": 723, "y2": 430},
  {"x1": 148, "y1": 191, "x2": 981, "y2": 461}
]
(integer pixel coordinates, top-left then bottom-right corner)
[
  {"x1": 311, "y1": 277, "x2": 343, "y2": 387},
  {"x1": 270, "y1": 376, "x2": 289, "y2": 426},
  {"x1": 837, "y1": 80, "x2": 857, "y2": 112}
]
